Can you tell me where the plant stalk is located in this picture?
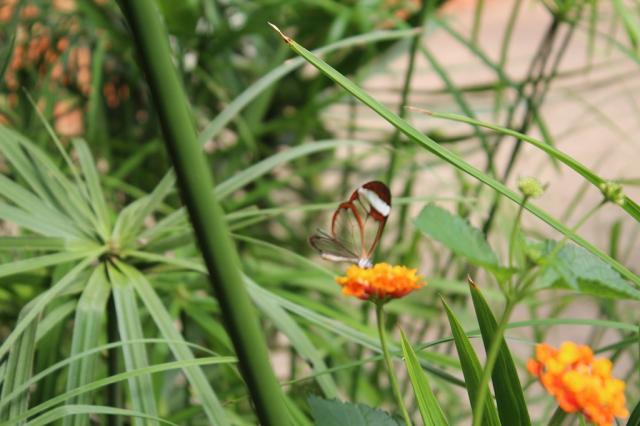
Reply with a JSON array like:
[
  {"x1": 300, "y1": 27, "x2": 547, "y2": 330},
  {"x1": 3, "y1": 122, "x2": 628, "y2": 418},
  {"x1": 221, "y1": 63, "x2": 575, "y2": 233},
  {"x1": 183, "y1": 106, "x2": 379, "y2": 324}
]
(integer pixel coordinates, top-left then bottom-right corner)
[
  {"x1": 116, "y1": 1, "x2": 290, "y2": 424},
  {"x1": 375, "y1": 302, "x2": 411, "y2": 426}
]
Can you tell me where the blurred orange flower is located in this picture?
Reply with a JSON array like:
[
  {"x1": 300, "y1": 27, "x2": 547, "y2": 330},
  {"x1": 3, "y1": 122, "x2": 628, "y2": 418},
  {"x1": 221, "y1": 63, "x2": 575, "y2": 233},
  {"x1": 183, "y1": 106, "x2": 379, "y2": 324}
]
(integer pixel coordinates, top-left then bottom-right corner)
[
  {"x1": 527, "y1": 342, "x2": 628, "y2": 426},
  {"x1": 336, "y1": 263, "x2": 423, "y2": 301}
]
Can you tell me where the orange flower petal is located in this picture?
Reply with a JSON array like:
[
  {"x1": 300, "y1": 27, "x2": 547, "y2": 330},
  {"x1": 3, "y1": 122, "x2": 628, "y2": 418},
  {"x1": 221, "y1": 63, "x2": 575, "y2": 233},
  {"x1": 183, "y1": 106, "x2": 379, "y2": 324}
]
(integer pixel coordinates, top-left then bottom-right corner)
[
  {"x1": 335, "y1": 263, "x2": 424, "y2": 302},
  {"x1": 527, "y1": 342, "x2": 627, "y2": 426}
]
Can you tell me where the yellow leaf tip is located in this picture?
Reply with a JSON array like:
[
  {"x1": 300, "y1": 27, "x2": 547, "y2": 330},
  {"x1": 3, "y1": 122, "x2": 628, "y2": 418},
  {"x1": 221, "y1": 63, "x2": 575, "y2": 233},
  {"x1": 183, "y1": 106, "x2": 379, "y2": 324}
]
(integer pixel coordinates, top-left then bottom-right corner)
[{"x1": 267, "y1": 22, "x2": 292, "y2": 44}]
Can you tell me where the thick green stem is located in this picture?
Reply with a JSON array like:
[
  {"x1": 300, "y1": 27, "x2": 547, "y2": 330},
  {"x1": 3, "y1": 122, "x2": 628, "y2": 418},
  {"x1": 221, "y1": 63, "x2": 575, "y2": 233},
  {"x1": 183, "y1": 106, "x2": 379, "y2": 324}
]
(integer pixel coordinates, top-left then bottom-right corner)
[
  {"x1": 375, "y1": 303, "x2": 411, "y2": 426},
  {"x1": 471, "y1": 300, "x2": 516, "y2": 426},
  {"x1": 117, "y1": 2, "x2": 289, "y2": 425}
]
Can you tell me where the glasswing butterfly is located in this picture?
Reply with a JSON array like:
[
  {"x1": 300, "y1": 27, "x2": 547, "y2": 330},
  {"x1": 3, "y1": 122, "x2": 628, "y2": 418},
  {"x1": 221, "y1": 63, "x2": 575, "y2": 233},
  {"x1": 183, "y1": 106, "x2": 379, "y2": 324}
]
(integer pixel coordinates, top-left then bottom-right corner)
[{"x1": 309, "y1": 181, "x2": 391, "y2": 269}]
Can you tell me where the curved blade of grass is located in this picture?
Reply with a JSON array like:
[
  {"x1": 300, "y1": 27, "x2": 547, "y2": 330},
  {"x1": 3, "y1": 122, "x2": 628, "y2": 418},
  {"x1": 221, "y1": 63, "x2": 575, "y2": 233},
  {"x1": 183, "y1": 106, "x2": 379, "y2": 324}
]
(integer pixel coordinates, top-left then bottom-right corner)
[
  {"x1": 247, "y1": 276, "x2": 338, "y2": 398},
  {"x1": 415, "y1": 109, "x2": 640, "y2": 221},
  {"x1": 35, "y1": 300, "x2": 77, "y2": 343},
  {"x1": 63, "y1": 265, "x2": 110, "y2": 426},
  {"x1": 72, "y1": 139, "x2": 111, "y2": 240},
  {"x1": 0, "y1": 237, "x2": 66, "y2": 251},
  {"x1": 1, "y1": 126, "x2": 99, "y2": 236},
  {"x1": 0, "y1": 338, "x2": 220, "y2": 413},
  {"x1": 399, "y1": 330, "x2": 448, "y2": 426},
  {"x1": 246, "y1": 277, "x2": 463, "y2": 386},
  {"x1": 0, "y1": 202, "x2": 84, "y2": 239},
  {"x1": 142, "y1": 139, "x2": 369, "y2": 242},
  {"x1": 0, "y1": 251, "x2": 98, "y2": 279},
  {"x1": 198, "y1": 28, "x2": 420, "y2": 144},
  {"x1": 119, "y1": 262, "x2": 230, "y2": 426},
  {"x1": 108, "y1": 264, "x2": 159, "y2": 423},
  {"x1": 469, "y1": 282, "x2": 530, "y2": 425},
  {"x1": 612, "y1": 0, "x2": 640, "y2": 49},
  {"x1": 0, "y1": 307, "x2": 38, "y2": 423},
  {"x1": 0, "y1": 174, "x2": 83, "y2": 237},
  {"x1": 0, "y1": 255, "x2": 98, "y2": 360},
  {"x1": 442, "y1": 299, "x2": 501, "y2": 426},
  {"x1": 112, "y1": 171, "x2": 175, "y2": 246},
  {"x1": 27, "y1": 405, "x2": 177, "y2": 426},
  {"x1": 1, "y1": 356, "x2": 234, "y2": 425},
  {"x1": 269, "y1": 25, "x2": 640, "y2": 287}
]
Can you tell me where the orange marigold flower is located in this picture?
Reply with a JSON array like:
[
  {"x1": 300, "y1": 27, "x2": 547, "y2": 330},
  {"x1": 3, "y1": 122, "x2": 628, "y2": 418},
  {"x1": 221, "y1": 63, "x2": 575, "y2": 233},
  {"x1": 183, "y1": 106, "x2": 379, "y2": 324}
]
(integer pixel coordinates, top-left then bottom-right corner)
[
  {"x1": 335, "y1": 263, "x2": 424, "y2": 302},
  {"x1": 528, "y1": 342, "x2": 628, "y2": 426}
]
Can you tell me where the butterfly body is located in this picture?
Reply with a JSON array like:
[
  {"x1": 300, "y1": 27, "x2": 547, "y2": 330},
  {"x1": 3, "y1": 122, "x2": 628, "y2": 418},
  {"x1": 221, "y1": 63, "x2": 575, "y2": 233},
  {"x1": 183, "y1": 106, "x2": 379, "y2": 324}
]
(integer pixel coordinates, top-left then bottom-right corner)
[{"x1": 309, "y1": 181, "x2": 391, "y2": 269}]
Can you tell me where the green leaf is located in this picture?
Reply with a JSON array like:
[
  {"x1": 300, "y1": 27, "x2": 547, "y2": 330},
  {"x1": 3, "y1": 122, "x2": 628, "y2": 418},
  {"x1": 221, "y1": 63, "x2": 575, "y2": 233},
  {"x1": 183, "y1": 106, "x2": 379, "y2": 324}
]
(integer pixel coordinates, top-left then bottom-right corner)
[
  {"x1": 248, "y1": 276, "x2": 338, "y2": 398},
  {"x1": 112, "y1": 171, "x2": 175, "y2": 246},
  {"x1": 119, "y1": 262, "x2": 230, "y2": 426},
  {"x1": 468, "y1": 282, "x2": 530, "y2": 425},
  {"x1": 308, "y1": 395, "x2": 399, "y2": 426},
  {"x1": 399, "y1": 330, "x2": 448, "y2": 426},
  {"x1": 627, "y1": 399, "x2": 640, "y2": 426},
  {"x1": 72, "y1": 139, "x2": 111, "y2": 240},
  {"x1": 419, "y1": 110, "x2": 640, "y2": 223},
  {"x1": 198, "y1": 28, "x2": 419, "y2": 145},
  {"x1": 537, "y1": 242, "x2": 640, "y2": 300},
  {"x1": 143, "y1": 139, "x2": 369, "y2": 242},
  {"x1": 0, "y1": 306, "x2": 38, "y2": 423},
  {"x1": 1, "y1": 356, "x2": 234, "y2": 425},
  {"x1": 108, "y1": 265, "x2": 159, "y2": 423},
  {"x1": 63, "y1": 265, "x2": 110, "y2": 426},
  {"x1": 0, "y1": 256, "x2": 97, "y2": 361},
  {"x1": 0, "y1": 251, "x2": 97, "y2": 279},
  {"x1": 442, "y1": 299, "x2": 501, "y2": 426},
  {"x1": 26, "y1": 405, "x2": 177, "y2": 426},
  {"x1": 414, "y1": 204, "x2": 500, "y2": 269}
]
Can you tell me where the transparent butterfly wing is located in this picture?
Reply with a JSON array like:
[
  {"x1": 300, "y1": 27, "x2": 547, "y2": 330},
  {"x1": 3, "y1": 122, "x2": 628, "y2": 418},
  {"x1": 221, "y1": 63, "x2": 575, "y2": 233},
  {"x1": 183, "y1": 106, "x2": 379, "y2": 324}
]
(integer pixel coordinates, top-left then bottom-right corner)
[{"x1": 308, "y1": 229, "x2": 360, "y2": 264}]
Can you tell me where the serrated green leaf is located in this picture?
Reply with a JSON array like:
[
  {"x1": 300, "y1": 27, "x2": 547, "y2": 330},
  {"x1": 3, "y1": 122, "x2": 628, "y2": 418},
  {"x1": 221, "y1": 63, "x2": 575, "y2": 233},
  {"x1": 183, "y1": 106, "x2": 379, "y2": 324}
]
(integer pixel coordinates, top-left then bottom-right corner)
[
  {"x1": 399, "y1": 330, "x2": 448, "y2": 426},
  {"x1": 537, "y1": 242, "x2": 640, "y2": 300},
  {"x1": 442, "y1": 299, "x2": 501, "y2": 426},
  {"x1": 308, "y1": 395, "x2": 400, "y2": 426},
  {"x1": 468, "y1": 282, "x2": 530, "y2": 425},
  {"x1": 414, "y1": 204, "x2": 500, "y2": 269}
]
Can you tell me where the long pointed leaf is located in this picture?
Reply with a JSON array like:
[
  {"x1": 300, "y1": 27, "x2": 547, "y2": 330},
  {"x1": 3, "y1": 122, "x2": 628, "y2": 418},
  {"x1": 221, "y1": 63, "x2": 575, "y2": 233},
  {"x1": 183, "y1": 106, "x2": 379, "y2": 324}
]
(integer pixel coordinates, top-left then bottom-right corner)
[
  {"x1": 64, "y1": 265, "x2": 111, "y2": 426},
  {"x1": 399, "y1": 330, "x2": 448, "y2": 426},
  {"x1": 442, "y1": 299, "x2": 501, "y2": 425},
  {"x1": 0, "y1": 256, "x2": 97, "y2": 360},
  {"x1": 108, "y1": 264, "x2": 159, "y2": 425},
  {"x1": 468, "y1": 281, "x2": 530, "y2": 425},
  {"x1": 119, "y1": 262, "x2": 230, "y2": 426}
]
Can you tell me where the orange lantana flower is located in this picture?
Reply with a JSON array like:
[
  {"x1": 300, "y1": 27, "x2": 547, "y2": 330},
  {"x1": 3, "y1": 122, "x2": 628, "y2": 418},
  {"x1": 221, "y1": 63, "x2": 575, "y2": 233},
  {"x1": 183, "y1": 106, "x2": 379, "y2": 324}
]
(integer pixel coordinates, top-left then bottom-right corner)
[
  {"x1": 527, "y1": 342, "x2": 628, "y2": 426},
  {"x1": 335, "y1": 263, "x2": 424, "y2": 301}
]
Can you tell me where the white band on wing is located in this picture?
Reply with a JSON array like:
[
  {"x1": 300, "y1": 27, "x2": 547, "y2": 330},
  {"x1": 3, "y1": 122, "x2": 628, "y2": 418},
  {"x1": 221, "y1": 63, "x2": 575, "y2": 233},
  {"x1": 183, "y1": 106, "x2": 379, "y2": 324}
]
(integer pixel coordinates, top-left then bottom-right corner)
[{"x1": 357, "y1": 188, "x2": 391, "y2": 217}]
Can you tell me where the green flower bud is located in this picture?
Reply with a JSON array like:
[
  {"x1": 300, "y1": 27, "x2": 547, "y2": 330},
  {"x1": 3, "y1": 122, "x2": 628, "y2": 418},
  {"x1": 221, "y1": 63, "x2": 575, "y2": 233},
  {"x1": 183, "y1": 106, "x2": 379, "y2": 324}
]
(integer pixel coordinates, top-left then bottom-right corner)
[
  {"x1": 599, "y1": 181, "x2": 625, "y2": 206},
  {"x1": 517, "y1": 177, "x2": 545, "y2": 199}
]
